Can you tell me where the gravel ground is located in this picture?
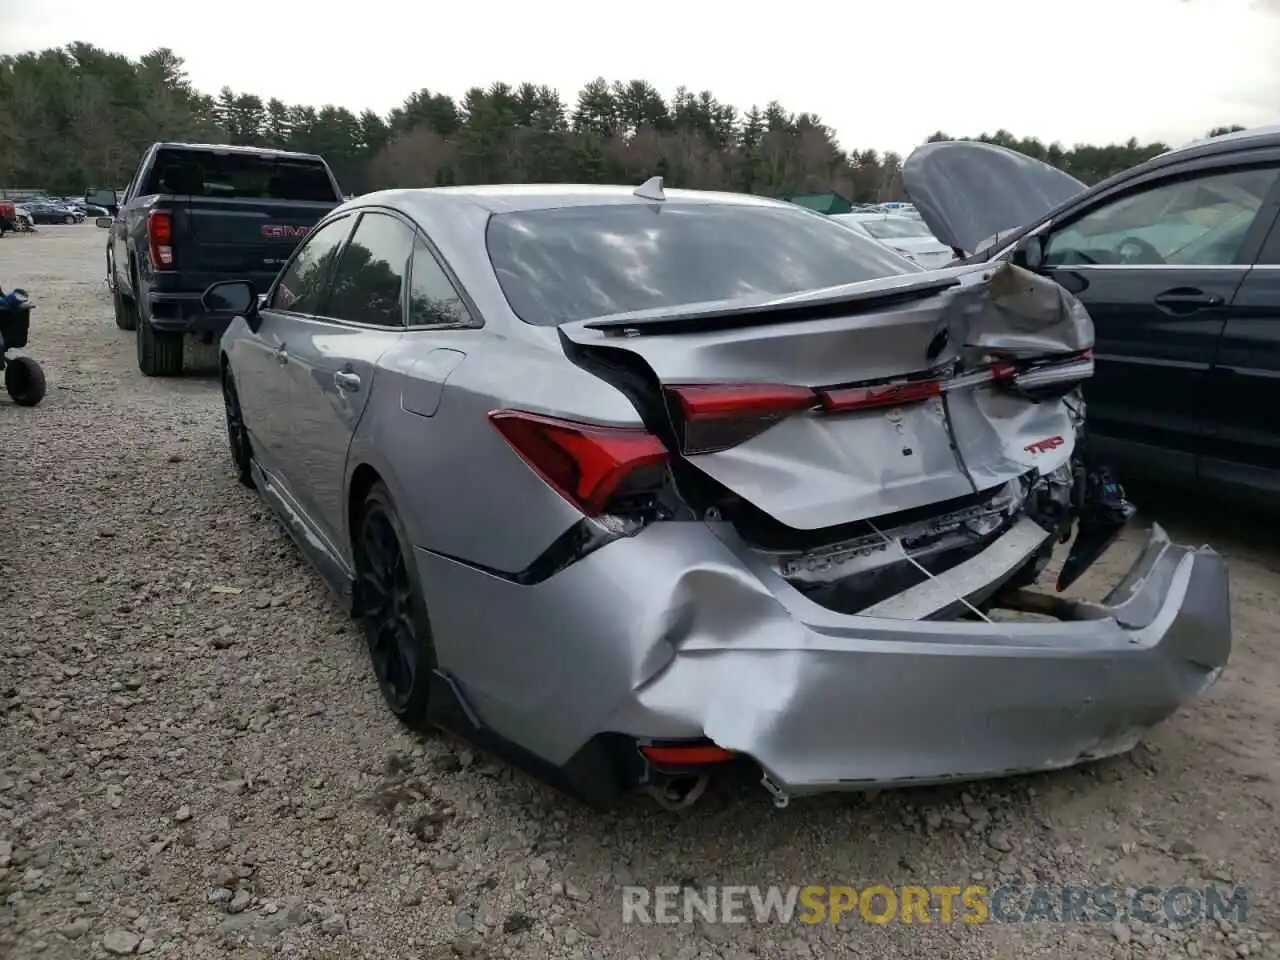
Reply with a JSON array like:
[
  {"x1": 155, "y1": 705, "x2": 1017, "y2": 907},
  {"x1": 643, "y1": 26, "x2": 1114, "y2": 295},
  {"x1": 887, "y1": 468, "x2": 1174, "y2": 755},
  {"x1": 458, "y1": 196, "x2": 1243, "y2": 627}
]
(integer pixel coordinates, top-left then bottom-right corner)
[{"x1": 2, "y1": 226, "x2": 1278, "y2": 960}]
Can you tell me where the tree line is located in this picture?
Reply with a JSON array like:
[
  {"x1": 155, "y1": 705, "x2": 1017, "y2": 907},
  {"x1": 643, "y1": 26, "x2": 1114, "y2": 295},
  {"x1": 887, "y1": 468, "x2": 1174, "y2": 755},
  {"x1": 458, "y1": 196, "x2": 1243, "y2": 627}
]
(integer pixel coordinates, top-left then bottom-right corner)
[{"x1": 0, "y1": 43, "x2": 1250, "y2": 200}]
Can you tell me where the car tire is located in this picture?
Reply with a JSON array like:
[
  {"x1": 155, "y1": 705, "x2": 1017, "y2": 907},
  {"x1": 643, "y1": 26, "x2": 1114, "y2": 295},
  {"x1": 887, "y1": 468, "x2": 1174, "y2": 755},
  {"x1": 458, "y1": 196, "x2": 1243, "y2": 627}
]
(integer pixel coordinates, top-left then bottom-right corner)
[
  {"x1": 4, "y1": 356, "x2": 47, "y2": 406},
  {"x1": 113, "y1": 286, "x2": 138, "y2": 332},
  {"x1": 135, "y1": 296, "x2": 183, "y2": 377},
  {"x1": 353, "y1": 481, "x2": 438, "y2": 728},
  {"x1": 221, "y1": 366, "x2": 255, "y2": 489},
  {"x1": 63, "y1": 214, "x2": 74, "y2": 224}
]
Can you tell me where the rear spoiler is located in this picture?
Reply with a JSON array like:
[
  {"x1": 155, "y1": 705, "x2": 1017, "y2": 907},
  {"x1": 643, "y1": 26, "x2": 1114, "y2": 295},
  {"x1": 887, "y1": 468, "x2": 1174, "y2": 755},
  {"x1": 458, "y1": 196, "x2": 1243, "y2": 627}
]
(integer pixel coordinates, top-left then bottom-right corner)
[{"x1": 579, "y1": 272, "x2": 974, "y2": 337}]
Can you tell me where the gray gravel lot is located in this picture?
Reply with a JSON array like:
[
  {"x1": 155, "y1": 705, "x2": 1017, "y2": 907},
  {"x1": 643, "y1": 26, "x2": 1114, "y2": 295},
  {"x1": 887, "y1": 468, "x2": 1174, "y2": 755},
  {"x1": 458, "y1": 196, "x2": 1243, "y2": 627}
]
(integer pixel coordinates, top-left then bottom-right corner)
[{"x1": 2, "y1": 226, "x2": 1278, "y2": 960}]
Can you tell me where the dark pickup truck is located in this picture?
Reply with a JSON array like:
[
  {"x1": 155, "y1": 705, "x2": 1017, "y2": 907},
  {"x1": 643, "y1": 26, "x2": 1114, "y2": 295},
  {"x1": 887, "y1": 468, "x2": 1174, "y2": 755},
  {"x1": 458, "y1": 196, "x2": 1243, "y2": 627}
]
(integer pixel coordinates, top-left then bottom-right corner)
[{"x1": 88, "y1": 142, "x2": 344, "y2": 376}]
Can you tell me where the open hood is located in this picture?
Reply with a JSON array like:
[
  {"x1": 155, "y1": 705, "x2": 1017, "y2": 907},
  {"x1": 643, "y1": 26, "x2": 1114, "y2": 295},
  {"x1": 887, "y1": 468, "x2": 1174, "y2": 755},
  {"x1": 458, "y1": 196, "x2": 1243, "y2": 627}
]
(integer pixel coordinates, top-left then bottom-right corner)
[{"x1": 903, "y1": 141, "x2": 1088, "y2": 255}]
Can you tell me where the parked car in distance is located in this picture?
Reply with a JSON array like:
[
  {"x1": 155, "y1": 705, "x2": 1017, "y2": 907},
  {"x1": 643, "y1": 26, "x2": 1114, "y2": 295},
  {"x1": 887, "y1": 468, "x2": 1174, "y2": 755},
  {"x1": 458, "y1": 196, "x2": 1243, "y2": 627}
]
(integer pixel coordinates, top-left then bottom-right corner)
[
  {"x1": 24, "y1": 201, "x2": 83, "y2": 224},
  {"x1": 200, "y1": 178, "x2": 1229, "y2": 811},
  {"x1": 88, "y1": 142, "x2": 345, "y2": 377},
  {"x1": 904, "y1": 128, "x2": 1280, "y2": 509},
  {"x1": 829, "y1": 212, "x2": 955, "y2": 268}
]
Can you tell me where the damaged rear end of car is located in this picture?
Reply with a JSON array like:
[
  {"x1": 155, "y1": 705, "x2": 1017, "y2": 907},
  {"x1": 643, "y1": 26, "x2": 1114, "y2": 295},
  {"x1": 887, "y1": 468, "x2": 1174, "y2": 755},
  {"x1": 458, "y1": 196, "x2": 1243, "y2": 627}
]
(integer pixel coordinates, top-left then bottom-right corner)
[
  {"x1": 460, "y1": 197, "x2": 1231, "y2": 812},
  {"x1": 554, "y1": 263, "x2": 1117, "y2": 621}
]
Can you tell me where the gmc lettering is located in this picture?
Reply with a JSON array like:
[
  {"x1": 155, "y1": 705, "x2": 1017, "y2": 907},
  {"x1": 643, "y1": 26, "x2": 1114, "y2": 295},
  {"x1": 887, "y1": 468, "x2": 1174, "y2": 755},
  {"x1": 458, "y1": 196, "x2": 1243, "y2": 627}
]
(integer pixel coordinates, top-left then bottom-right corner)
[{"x1": 261, "y1": 224, "x2": 309, "y2": 239}]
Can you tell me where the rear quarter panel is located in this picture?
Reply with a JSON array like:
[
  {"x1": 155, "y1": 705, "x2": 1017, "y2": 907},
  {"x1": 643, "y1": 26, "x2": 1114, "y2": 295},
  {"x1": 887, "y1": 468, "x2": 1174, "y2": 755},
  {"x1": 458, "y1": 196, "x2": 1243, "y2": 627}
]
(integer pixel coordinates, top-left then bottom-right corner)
[{"x1": 347, "y1": 327, "x2": 644, "y2": 574}]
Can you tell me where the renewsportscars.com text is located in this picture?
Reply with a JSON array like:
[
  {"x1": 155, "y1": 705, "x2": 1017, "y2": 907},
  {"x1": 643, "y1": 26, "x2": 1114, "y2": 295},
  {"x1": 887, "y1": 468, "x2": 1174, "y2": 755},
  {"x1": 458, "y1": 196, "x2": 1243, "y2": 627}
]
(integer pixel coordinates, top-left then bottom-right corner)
[{"x1": 622, "y1": 884, "x2": 1248, "y2": 926}]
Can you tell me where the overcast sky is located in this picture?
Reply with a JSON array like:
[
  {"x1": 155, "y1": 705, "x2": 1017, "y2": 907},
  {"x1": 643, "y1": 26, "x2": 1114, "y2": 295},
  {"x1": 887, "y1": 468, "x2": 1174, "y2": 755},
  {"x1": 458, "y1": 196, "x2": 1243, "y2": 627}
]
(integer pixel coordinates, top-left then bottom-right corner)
[{"x1": 2, "y1": 0, "x2": 1278, "y2": 156}]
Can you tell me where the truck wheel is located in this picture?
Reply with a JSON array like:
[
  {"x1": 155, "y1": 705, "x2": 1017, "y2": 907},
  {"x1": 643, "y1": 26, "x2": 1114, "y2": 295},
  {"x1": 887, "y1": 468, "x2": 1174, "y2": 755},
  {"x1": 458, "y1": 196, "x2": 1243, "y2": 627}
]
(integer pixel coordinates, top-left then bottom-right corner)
[
  {"x1": 113, "y1": 287, "x2": 138, "y2": 331},
  {"x1": 5, "y1": 357, "x2": 47, "y2": 406},
  {"x1": 136, "y1": 298, "x2": 183, "y2": 377}
]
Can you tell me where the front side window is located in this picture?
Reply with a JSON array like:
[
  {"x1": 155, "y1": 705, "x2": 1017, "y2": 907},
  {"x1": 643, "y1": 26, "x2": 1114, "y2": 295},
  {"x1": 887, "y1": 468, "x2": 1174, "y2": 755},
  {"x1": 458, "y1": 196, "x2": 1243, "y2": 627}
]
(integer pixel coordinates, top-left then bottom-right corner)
[
  {"x1": 1044, "y1": 167, "x2": 1278, "y2": 267},
  {"x1": 486, "y1": 201, "x2": 917, "y2": 326},
  {"x1": 268, "y1": 216, "x2": 353, "y2": 314},
  {"x1": 325, "y1": 212, "x2": 414, "y2": 327}
]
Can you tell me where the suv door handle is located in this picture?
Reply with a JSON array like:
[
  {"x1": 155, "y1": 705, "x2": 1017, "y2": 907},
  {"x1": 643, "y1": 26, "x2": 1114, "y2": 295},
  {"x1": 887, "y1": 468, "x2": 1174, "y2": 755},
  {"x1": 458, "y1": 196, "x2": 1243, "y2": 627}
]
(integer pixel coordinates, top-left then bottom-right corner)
[
  {"x1": 1153, "y1": 288, "x2": 1224, "y2": 313},
  {"x1": 334, "y1": 371, "x2": 361, "y2": 393}
]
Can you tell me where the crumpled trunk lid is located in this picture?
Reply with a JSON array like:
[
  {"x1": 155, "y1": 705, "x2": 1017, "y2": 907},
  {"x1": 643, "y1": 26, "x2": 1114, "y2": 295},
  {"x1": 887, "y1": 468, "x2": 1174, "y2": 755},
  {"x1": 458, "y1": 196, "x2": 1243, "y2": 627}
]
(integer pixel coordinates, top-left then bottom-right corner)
[{"x1": 558, "y1": 263, "x2": 1094, "y2": 534}]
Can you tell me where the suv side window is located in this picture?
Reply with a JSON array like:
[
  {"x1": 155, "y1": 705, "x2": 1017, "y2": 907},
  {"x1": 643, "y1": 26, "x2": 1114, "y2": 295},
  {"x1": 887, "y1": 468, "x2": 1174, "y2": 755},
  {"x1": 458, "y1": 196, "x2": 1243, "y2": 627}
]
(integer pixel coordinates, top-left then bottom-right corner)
[
  {"x1": 1043, "y1": 166, "x2": 1279, "y2": 268},
  {"x1": 269, "y1": 216, "x2": 354, "y2": 314},
  {"x1": 325, "y1": 212, "x2": 414, "y2": 327},
  {"x1": 409, "y1": 237, "x2": 474, "y2": 326}
]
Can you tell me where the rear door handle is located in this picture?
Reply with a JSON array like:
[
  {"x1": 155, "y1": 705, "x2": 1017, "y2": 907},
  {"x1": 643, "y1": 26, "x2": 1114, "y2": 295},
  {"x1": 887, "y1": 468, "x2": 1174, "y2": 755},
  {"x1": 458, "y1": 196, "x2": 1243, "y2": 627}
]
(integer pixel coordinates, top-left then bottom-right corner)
[
  {"x1": 334, "y1": 371, "x2": 361, "y2": 393},
  {"x1": 1153, "y1": 288, "x2": 1224, "y2": 313}
]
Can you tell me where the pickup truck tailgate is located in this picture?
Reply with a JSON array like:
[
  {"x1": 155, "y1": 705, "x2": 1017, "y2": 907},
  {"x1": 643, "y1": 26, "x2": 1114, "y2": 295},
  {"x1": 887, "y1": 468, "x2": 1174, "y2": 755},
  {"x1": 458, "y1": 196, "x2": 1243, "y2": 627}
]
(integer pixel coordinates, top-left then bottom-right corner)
[{"x1": 175, "y1": 198, "x2": 336, "y2": 283}]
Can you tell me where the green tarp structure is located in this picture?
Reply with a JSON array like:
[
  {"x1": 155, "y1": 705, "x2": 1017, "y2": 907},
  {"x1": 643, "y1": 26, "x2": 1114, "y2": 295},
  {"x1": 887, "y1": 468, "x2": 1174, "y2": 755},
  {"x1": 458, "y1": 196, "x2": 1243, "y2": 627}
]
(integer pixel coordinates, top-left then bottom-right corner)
[{"x1": 787, "y1": 191, "x2": 853, "y2": 214}]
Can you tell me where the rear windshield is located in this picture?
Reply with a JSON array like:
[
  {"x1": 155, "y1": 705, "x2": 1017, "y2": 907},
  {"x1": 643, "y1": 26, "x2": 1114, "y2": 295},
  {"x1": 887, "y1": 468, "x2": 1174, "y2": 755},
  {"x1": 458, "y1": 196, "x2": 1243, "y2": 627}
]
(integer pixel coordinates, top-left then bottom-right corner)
[
  {"x1": 485, "y1": 201, "x2": 917, "y2": 326},
  {"x1": 142, "y1": 149, "x2": 340, "y2": 202}
]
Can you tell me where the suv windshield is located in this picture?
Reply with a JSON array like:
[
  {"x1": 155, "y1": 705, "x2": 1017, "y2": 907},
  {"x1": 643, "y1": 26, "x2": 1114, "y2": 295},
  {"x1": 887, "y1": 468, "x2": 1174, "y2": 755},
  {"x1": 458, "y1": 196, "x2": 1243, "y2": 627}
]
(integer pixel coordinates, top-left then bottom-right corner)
[
  {"x1": 142, "y1": 149, "x2": 339, "y2": 202},
  {"x1": 486, "y1": 201, "x2": 916, "y2": 326},
  {"x1": 861, "y1": 217, "x2": 932, "y2": 240}
]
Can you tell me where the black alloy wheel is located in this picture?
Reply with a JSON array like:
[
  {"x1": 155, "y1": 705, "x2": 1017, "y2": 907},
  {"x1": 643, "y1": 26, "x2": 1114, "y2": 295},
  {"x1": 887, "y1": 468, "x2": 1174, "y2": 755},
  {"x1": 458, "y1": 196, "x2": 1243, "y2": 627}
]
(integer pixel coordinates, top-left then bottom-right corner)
[
  {"x1": 355, "y1": 483, "x2": 437, "y2": 726},
  {"x1": 221, "y1": 368, "x2": 255, "y2": 488}
]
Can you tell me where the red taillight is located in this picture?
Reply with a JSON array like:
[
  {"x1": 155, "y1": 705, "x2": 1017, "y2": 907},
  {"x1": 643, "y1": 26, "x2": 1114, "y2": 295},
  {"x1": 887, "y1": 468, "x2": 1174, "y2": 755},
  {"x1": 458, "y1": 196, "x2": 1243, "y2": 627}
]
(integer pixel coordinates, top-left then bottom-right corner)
[
  {"x1": 664, "y1": 383, "x2": 817, "y2": 455},
  {"x1": 488, "y1": 409, "x2": 669, "y2": 517},
  {"x1": 991, "y1": 349, "x2": 1094, "y2": 390},
  {"x1": 148, "y1": 211, "x2": 174, "y2": 268},
  {"x1": 640, "y1": 744, "x2": 737, "y2": 766},
  {"x1": 819, "y1": 378, "x2": 941, "y2": 412}
]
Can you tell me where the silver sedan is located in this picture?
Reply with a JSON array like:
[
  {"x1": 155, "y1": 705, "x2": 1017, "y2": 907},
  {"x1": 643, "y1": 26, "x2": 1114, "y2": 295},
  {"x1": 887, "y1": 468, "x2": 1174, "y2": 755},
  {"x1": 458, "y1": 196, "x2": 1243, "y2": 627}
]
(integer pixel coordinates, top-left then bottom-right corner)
[{"x1": 202, "y1": 180, "x2": 1230, "y2": 810}]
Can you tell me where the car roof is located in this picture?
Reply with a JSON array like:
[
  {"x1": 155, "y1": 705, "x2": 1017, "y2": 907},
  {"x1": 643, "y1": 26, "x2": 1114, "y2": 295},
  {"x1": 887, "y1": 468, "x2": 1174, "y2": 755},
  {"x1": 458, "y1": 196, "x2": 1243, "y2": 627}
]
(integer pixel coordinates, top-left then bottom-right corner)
[{"x1": 350, "y1": 184, "x2": 799, "y2": 216}]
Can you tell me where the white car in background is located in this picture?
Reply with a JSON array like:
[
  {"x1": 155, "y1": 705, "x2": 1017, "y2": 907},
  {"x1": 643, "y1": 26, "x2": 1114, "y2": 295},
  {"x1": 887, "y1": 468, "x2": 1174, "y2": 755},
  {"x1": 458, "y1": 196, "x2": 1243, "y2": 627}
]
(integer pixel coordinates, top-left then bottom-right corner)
[{"x1": 829, "y1": 212, "x2": 956, "y2": 268}]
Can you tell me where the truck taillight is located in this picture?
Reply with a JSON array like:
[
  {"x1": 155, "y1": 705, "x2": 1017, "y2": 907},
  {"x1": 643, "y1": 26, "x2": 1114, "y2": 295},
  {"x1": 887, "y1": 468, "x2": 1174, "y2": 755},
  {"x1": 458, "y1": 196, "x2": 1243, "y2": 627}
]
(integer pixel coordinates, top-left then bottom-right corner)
[{"x1": 148, "y1": 211, "x2": 173, "y2": 267}]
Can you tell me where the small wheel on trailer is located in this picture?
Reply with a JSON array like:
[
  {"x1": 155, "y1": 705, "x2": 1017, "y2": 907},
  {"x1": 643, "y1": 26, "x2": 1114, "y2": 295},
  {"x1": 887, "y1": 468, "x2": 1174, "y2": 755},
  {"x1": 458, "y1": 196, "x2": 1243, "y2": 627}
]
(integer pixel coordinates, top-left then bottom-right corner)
[{"x1": 4, "y1": 356, "x2": 47, "y2": 406}]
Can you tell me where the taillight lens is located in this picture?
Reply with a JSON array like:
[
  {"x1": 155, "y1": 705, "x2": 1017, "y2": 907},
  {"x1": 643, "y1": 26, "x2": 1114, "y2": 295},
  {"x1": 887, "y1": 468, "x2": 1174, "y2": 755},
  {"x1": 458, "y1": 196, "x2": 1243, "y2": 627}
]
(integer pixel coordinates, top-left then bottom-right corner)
[
  {"x1": 664, "y1": 383, "x2": 817, "y2": 455},
  {"x1": 488, "y1": 410, "x2": 669, "y2": 517},
  {"x1": 148, "y1": 211, "x2": 174, "y2": 268},
  {"x1": 992, "y1": 349, "x2": 1094, "y2": 394},
  {"x1": 819, "y1": 378, "x2": 941, "y2": 412}
]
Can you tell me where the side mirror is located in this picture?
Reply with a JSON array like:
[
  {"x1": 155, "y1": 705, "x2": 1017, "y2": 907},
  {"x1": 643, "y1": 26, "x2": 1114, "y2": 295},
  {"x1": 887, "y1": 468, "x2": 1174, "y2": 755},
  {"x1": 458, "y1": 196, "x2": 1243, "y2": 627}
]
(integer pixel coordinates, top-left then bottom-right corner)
[
  {"x1": 85, "y1": 189, "x2": 117, "y2": 209},
  {"x1": 1011, "y1": 234, "x2": 1045, "y2": 270},
  {"x1": 202, "y1": 280, "x2": 260, "y2": 320},
  {"x1": 95, "y1": 216, "x2": 112, "y2": 229}
]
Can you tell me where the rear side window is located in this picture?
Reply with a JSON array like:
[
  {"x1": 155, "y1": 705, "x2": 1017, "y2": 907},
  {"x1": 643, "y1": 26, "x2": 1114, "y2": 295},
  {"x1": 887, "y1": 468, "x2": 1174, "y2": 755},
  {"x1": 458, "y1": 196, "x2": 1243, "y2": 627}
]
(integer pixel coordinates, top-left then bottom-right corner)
[
  {"x1": 485, "y1": 201, "x2": 917, "y2": 326},
  {"x1": 325, "y1": 212, "x2": 414, "y2": 327},
  {"x1": 269, "y1": 216, "x2": 353, "y2": 314},
  {"x1": 142, "y1": 149, "x2": 340, "y2": 202},
  {"x1": 409, "y1": 237, "x2": 473, "y2": 326}
]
